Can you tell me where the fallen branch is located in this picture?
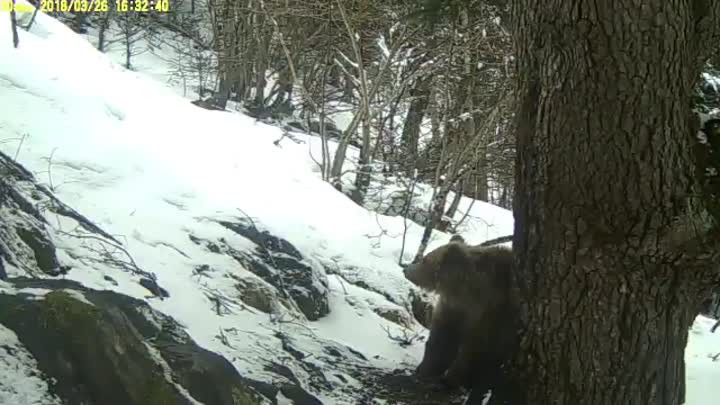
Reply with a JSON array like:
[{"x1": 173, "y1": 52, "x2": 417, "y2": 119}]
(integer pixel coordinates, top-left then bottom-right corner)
[
  {"x1": 479, "y1": 234, "x2": 513, "y2": 247},
  {"x1": 56, "y1": 229, "x2": 155, "y2": 280}
]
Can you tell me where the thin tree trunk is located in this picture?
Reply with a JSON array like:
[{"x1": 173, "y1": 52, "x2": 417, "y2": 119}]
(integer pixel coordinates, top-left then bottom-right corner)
[
  {"x1": 336, "y1": 0, "x2": 371, "y2": 194},
  {"x1": 499, "y1": 185, "x2": 509, "y2": 209},
  {"x1": 443, "y1": 177, "x2": 464, "y2": 223},
  {"x1": 22, "y1": 2, "x2": 40, "y2": 31},
  {"x1": 319, "y1": 64, "x2": 331, "y2": 181},
  {"x1": 253, "y1": 18, "x2": 270, "y2": 109},
  {"x1": 503, "y1": 2, "x2": 720, "y2": 404},
  {"x1": 71, "y1": 11, "x2": 87, "y2": 33},
  {"x1": 124, "y1": 31, "x2": 131, "y2": 69},
  {"x1": 10, "y1": 0, "x2": 19, "y2": 48},
  {"x1": 269, "y1": 68, "x2": 292, "y2": 112},
  {"x1": 341, "y1": 74, "x2": 354, "y2": 103},
  {"x1": 413, "y1": 184, "x2": 452, "y2": 262},
  {"x1": 472, "y1": 158, "x2": 489, "y2": 202},
  {"x1": 429, "y1": 98, "x2": 442, "y2": 145},
  {"x1": 380, "y1": 85, "x2": 404, "y2": 166},
  {"x1": 97, "y1": 11, "x2": 111, "y2": 52},
  {"x1": 371, "y1": 110, "x2": 386, "y2": 162},
  {"x1": 208, "y1": 0, "x2": 237, "y2": 109},
  {"x1": 328, "y1": 23, "x2": 409, "y2": 188},
  {"x1": 400, "y1": 76, "x2": 431, "y2": 176},
  {"x1": 352, "y1": 100, "x2": 373, "y2": 203}
]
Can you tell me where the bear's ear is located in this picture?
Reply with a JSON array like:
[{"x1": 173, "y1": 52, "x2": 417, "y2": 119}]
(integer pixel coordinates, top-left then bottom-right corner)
[
  {"x1": 441, "y1": 242, "x2": 471, "y2": 271},
  {"x1": 449, "y1": 234, "x2": 465, "y2": 244}
]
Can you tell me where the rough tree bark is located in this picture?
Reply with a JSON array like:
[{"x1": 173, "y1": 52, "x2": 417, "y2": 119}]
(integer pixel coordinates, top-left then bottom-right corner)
[{"x1": 502, "y1": 1, "x2": 720, "y2": 405}]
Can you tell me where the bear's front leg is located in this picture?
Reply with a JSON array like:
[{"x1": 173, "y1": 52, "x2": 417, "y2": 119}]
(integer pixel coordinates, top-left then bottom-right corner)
[{"x1": 416, "y1": 305, "x2": 463, "y2": 379}]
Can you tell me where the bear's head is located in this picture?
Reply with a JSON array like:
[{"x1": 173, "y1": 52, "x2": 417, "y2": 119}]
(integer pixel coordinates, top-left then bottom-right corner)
[{"x1": 403, "y1": 234, "x2": 473, "y2": 294}]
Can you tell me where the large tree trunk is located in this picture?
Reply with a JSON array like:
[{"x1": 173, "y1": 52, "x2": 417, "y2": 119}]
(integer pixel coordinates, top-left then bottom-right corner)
[{"x1": 504, "y1": 2, "x2": 720, "y2": 405}]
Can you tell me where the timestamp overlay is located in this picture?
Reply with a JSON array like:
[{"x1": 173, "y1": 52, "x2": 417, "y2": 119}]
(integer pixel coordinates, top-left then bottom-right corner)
[{"x1": 0, "y1": 0, "x2": 170, "y2": 13}]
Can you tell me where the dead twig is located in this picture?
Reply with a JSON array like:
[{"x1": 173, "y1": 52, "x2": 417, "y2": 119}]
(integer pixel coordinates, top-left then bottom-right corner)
[
  {"x1": 382, "y1": 325, "x2": 424, "y2": 348},
  {"x1": 14, "y1": 132, "x2": 26, "y2": 160},
  {"x1": 216, "y1": 327, "x2": 235, "y2": 349},
  {"x1": 56, "y1": 229, "x2": 155, "y2": 280}
]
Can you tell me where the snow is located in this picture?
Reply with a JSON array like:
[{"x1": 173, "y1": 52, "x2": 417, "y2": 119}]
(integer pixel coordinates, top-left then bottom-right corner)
[
  {"x1": 15, "y1": 288, "x2": 51, "y2": 299},
  {"x1": 1, "y1": 4, "x2": 459, "y2": 401},
  {"x1": 0, "y1": 324, "x2": 62, "y2": 405},
  {"x1": 0, "y1": 3, "x2": 718, "y2": 404},
  {"x1": 59, "y1": 289, "x2": 94, "y2": 306},
  {"x1": 314, "y1": 275, "x2": 425, "y2": 367},
  {"x1": 686, "y1": 316, "x2": 720, "y2": 405}
]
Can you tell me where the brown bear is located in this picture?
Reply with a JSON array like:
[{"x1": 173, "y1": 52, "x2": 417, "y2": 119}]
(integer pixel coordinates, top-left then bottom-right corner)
[{"x1": 403, "y1": 234, "x2": 518, "y2": 395}]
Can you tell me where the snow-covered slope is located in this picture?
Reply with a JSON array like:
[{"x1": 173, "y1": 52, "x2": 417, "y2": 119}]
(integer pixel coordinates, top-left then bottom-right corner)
[
  {"x1": 0, "y1": 6, "x2": 507, "y2": 404},
  {"x1": 0, "y1": 4, "x2": 718, "y2": 404}
]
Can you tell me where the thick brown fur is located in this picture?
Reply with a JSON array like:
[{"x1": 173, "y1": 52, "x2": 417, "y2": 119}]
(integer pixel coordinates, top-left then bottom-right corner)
[{"x1": 403, "y1": 235, "x2": 518, "y2": 393}]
